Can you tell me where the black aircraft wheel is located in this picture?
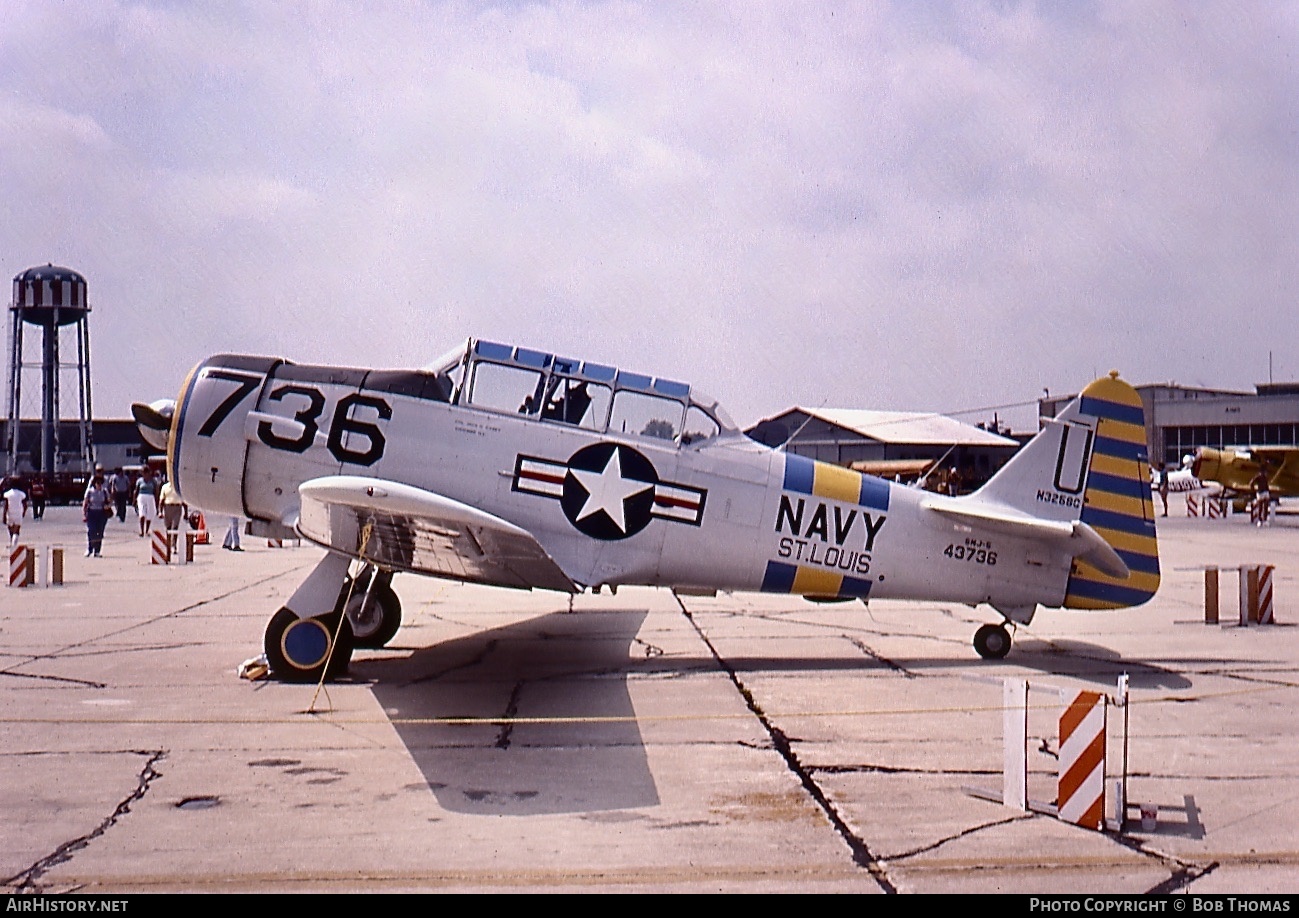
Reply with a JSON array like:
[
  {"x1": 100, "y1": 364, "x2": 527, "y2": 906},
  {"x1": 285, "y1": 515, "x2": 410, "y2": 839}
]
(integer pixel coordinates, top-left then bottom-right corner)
[
  {"x1": 973, "y1": 623, "x2": 1012, "y2": 660},
  {"x1": 345, "y1": 583, "x2": 402, "y2": 649},
  {"x1": 264, "y1": 607, "x2": 354, "y2": 683}
]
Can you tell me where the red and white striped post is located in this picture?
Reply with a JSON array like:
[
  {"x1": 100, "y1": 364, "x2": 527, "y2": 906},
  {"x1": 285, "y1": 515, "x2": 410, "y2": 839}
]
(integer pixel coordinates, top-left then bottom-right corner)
[
  {"x1": 150, "y1": 528, "x2": 170, "y2": 565},
  {"x1": 1058, "y1": 690, "x2": 1107, "y2": 831},
  {"x1": 8, "y1": 545, "x2": 34, "y2": 587},
  {"x1": 1257, "y1": 565, "x2": 1275, "y2": 624}
]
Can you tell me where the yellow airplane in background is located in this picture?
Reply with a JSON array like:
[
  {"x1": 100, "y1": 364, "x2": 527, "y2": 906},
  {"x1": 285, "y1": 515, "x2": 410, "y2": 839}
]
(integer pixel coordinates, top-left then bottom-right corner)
[{"x1": 1192, "y1": 446, "x2": 1299, "y2": 502}]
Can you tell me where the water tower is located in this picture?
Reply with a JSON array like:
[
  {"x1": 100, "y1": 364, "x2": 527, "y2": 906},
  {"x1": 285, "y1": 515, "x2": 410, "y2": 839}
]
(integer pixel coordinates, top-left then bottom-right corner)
[{"x1": 5, "y1": 264, "x2": 95, "y2": 476}]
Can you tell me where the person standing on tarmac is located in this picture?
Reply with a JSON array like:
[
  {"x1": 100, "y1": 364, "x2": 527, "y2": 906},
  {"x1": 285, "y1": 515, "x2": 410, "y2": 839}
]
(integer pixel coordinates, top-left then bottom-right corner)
[
  {"x1": 82, "y1": 472, "x2": 111, "y2": 557},
  {"x1": 28, "y1": 477, "x2": 46, "y2": 520},
  {"x1": 134, "y1": 470, "x2": 158, "y2": 537},
  {"x1": 2, "y1": 478, "x2": 29, "y2": 548},
  {"x1": 223, "y1": 516, "x2": 244, "y2": 551},
  {"x1": 109, "y1": 468, "x2": 132, "y2": 523},
  {"x1": 157, "y1": 475, "x2": 187, "y2": 544}
]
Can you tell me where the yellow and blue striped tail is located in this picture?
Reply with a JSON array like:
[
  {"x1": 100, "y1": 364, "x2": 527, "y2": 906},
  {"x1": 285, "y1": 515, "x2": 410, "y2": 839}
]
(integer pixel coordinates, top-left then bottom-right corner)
[{"x1": 1064, "y1": 374, "x2": 1161, "y2": 609}]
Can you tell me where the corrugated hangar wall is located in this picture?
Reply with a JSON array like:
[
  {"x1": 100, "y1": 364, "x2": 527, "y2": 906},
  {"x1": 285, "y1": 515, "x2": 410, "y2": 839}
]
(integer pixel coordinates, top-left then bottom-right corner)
[{"x1": 1041, "y1": 383, "x2": 1299, "y2": 469}]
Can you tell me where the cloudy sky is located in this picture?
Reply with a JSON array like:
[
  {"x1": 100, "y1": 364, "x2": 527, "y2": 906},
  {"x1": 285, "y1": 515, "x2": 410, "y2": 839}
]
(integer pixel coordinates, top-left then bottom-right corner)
[{"x1": 2, "y1": 1, "x2": 1296, "y2": 432}]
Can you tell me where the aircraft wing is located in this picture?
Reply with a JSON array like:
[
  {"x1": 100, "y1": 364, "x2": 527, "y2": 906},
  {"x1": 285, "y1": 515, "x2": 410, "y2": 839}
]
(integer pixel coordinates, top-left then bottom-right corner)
[
  {"x1": 849, "y1": 458, "x2": 935, "y2": 479},
  {"x1": 1253, "y1": 447, "x2": 1299, "y2": 495},
  {"x1": 296, "y1": 475, "x2": 578, "y2": 593},
  {"x1": 921, "y1": 497, "x2": 1129, "y2": 579}
]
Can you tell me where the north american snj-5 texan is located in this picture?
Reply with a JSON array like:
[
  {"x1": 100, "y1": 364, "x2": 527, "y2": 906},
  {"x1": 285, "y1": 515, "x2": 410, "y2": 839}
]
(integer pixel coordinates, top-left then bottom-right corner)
[{"x1": 133, "y1": 338, "x2": 1160, "y2": 682}]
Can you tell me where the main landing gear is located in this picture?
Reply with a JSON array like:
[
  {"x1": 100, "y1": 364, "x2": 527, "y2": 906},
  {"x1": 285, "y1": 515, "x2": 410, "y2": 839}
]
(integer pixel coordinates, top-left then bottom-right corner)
[
  {"x1": 342, "y1": 565, "x2": 402, "y2": 649},
  {"x1": 973, "y1": 622, "x2": 1012, "y2": 660},
  {"x1": 262, "y1": 553, "x2": 402, "y2": 682}
]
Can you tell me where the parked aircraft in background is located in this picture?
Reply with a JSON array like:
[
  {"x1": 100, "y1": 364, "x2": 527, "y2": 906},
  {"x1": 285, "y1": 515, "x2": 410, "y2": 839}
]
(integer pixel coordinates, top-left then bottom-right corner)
[
  {"x1": 1192, "y1": 446, "x2": 1299, "y2": 502},
  {"x1": 1152, "y1": 457, "x2": 1211, "y2": 494},
  {"x1": 134, "y1": 341, "x2": 1160, "y2": 680}
]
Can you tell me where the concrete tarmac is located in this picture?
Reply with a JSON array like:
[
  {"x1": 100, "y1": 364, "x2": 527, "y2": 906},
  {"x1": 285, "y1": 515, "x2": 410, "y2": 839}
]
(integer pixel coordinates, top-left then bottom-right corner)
[{"x1": 2, "y1": 496, "x2": 1298, "y2": 894}]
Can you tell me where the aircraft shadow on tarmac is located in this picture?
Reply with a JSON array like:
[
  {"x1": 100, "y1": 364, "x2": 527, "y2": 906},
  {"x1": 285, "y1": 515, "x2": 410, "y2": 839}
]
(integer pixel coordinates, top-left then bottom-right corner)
[
  {"x1": 356, "y1": 608, "x2": 660, "y2": 817},
  {"x1": 983, "y1": 639, "x2": 1194, "y2": 691},
  {"x1": 352, "y1": 606, "x2": 1193, "y2": 818}
]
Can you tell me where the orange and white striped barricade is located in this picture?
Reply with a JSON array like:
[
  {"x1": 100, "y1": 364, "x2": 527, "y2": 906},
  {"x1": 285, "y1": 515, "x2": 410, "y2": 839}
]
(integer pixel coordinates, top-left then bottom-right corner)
[
  {"x1": 8, "y1": 544, "x2": 35, "y2": 588},
  {"x1": 1186, "y1": 493, "x2": 1200, "y2": 517},
  {"x1": 1206, "y1": 497, "x2": 1229, "y2": 519},
  {"x1": 967, "y1": 678, "x2": 1126, "y2": 832},
  {"x1": 267, "y1": 538, "x2": 283, "y2": 548},
  {"x1": 1240, "y1": 564, "x2": 1276, "y2": 625},
  {"x1": 1059, "y1": 690, "x2": 1107, "y2": 831},
  {"x1": 150, "y1": 528, "x2": 170, "y2": 565},
  {"x1": 1257, "y1": 565, "x2": 1275, "y2": 624}
]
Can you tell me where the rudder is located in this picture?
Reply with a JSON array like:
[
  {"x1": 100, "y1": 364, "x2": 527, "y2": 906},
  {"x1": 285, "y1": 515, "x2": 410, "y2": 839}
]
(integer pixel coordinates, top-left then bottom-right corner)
[{"x1": 1063, "y1": 373, "x2": 1160, "y2": 609}]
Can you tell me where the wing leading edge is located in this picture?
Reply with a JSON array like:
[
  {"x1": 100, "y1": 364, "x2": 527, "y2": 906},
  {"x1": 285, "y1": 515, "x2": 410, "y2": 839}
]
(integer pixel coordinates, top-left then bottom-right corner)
[{"x1": 296, "y1": 476, "x2": 578, "y2": 593}]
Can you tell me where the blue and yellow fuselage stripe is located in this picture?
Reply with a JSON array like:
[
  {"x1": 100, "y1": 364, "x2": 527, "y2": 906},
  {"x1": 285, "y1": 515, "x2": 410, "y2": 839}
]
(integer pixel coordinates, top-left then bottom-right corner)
[
  {"x1": 761, "y1": 560, "x2": 874, "y2": 599},
  {"x1": 761, "y1": 454, "x2": 889, "y2": 599},
  {"x1": 1066, "y1": 380, "x2": 1161, "y2": 609}
]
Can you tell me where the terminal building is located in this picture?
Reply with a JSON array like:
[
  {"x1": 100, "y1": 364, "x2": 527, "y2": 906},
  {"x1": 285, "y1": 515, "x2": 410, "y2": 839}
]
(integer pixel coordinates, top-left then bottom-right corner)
[{"x1": 1039, "y1": 382, "x2": 1299, "y2": 471}]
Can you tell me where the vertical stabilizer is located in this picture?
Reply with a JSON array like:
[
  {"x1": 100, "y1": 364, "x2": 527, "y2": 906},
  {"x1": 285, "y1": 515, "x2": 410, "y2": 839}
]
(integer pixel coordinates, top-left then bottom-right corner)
[
  {"x1": 972, "y1": 371, "x2": 1160, "y2": 610},
  {"x1": 1062, "y1": 373, "x2": 1160, "y2": 609}
]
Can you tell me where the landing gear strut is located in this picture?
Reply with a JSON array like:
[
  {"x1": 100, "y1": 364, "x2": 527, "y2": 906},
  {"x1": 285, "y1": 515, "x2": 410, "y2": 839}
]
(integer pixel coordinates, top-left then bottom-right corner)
[
  {"x1": 973, "y1": 622, "x2": 1012, "y2": 660},
  {"x1": 263, "y1": 552, "x2": 356, "y2": 682},
  {"x1": 262, "y1": 554, "x2": 405, "y2": 682},
  {"x1": 342, "y1": 565, "x2": 402, "y2": 649}
]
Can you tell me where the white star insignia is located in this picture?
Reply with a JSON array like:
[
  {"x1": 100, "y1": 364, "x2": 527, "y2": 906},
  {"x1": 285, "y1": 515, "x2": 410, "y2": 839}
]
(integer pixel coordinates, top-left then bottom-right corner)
[{"x1": 569, "y1": 449, "x2": 652, "y2": 533}]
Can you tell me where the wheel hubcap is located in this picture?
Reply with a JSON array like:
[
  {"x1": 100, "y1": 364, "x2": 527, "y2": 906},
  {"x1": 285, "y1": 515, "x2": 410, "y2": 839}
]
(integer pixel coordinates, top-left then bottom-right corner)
[{"x1": 281, "y1": 618, "x2": 332, "y2": 670}]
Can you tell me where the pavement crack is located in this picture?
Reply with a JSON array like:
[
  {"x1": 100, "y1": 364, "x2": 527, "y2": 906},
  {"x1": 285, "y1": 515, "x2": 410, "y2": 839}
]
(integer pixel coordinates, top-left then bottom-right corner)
[
  {"x1": 1104, "y1": 832, "x2": 1220, "y2": 893},
  {"x1": 496, "y1": 682, "x2": 523, "y2": 749},
  {"x1": 674, "y1": 594, "x2": 899, "y2": 893},
  {"x1": 846, "y1": 637, "x2": 915, "y2": 676},
  {"x1": 3, "y1": 749, "x2": 165, "y2": 894},
  {"x1": 884, "y1": 813, "x2": 1031, "y2": 860}
]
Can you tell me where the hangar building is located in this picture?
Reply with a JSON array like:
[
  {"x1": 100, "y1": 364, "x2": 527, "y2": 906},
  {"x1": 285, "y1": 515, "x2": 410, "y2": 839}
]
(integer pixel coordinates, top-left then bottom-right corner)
[
  {"x1": 745, "y1": 407, "x2": 1020, "y2": 492},
  {"x1": 1039, "y1": 382, "x2": 1299, "y2": 470}
]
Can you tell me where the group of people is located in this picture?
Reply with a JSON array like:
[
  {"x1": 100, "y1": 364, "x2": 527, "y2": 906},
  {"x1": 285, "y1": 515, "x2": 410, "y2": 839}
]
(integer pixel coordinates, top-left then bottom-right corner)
[
  {"x1": 80, "y1": 465, "x2": 187, "y2": 556},
  {"x1": 0, "y1": 466, "x2": 237, "y2": 559}
]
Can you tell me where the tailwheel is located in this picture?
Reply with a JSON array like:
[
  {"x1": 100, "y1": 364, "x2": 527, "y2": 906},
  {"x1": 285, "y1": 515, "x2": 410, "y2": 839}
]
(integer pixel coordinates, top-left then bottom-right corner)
[
  {"x1": 973, "y1": 622, "x2": 1012, "y2": 660},
  {"x1": 264, "y1": 607, "x2": 354, "y2": 682},
  {"x1": 345, "y1": 581, "x2": 402, "y2": 649}
]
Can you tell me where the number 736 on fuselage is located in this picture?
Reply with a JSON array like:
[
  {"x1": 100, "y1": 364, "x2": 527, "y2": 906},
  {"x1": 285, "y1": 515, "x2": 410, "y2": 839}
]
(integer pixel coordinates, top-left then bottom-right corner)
[{"x1": 133, "y1": 338, "x2": 1160, "y2": 682}]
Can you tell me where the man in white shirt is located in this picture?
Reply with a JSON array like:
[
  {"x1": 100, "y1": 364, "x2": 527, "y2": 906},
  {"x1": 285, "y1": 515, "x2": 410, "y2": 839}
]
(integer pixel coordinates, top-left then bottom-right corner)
[{"x1": 2, "y1": 479, "x2": 30, "y2": 548}]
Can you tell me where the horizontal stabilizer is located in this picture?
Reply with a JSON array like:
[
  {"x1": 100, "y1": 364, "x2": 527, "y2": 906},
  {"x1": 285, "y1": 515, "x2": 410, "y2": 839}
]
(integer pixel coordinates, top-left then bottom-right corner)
[{"x1": 922, "y1": 498, "x2": 1129, "y2": 578}]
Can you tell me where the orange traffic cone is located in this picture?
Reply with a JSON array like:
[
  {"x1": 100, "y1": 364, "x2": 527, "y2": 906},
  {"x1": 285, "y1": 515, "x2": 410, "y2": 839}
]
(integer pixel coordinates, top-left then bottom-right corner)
[{"x1": 193, "y1": 511, "x2": 210, "y2": 545}]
